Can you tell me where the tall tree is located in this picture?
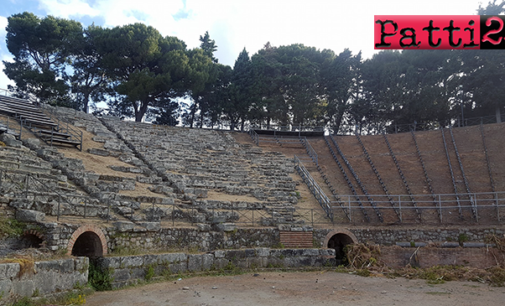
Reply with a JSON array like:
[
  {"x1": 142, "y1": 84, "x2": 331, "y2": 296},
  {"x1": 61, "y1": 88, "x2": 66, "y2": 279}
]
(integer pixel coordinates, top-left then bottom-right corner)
[
  {"x1": 227, "y1": 48, "x2": 253, "y2": 131},
  {"x1": 101, "y1": 24, "x2": 204, "y2": 122},
  {"x1": 199, "y1": 31, "x2": 218, "y2": 63},
  {"x1": 321, "y1": 48, "x2": 362, "y2": 133},
  {"x1": 3, "y1": 12, "x2": 82, "y2": 102},
  {"x1": 181, "y1": 47, "x2": 217, "y2": 128},
  {"x1": 251, "y1": 43, "x2": 284, "y2": 128},
  {"x1": 69, "y1": 24, "x2": 108, "y2": 113}
]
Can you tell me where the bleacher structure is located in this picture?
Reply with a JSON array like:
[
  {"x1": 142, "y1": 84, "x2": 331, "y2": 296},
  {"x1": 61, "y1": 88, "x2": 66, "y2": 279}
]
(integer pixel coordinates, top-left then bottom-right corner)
[
  {"x1": 250, "y1": 123, "x2": 505, "y2": 225},
  {"x1": 0, "y1": 94, "x2": 82, "y2": 150}
]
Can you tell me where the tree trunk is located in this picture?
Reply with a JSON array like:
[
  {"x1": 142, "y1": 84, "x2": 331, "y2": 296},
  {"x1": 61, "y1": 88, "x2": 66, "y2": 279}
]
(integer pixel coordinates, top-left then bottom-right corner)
[
  {"x1": 496, "y1": 106, "x2": 502, "y2": 123},
  {"x1": 189, "y1": 104, "x2": 197, "y2": 128},
  {"x1": 83, "y1": 93, "x2": 90, "y2": 114},
  {"x1": 135, "y1": 101, "x2": 149, "y2": 122}
]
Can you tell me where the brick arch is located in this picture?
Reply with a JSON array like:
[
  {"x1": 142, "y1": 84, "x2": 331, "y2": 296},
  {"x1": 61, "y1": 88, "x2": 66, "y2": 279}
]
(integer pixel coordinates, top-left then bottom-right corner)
[
  {"x1": 67, "y1": 225, "x2": 108, "y2": 256},
  {"x1": 22, "y1": 229, "x2": 46, "y2": 248},
  {"x1": 24, "y1": 229, "x2": 45, "y2": 240},
  {"x1": 323, "y1": 229, "x2": 358, "y2": 248}
]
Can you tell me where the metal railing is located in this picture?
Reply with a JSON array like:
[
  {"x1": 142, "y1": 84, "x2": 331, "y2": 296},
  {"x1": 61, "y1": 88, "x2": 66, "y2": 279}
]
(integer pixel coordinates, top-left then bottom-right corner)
[
  {"x1": 294, "y1": 155, "x2": 333, "y2": 222},
  {"x1": 301, "y1": 137, "x2": 318, "y2": 166},
  {"x1": 331, "y1": 192, "x2": 505, "y2": 224},
  {"x1": 0, "y1": 170, "x2": 101, "y2": 221},
  {"x1": 40, "y1": 106, "x2": 83, "y2": 151},
  {"x1": 251, "y1": 124, "x2": 325, "y2": 132},
  {"x1": 248, "y1": 128, "x2": 259, "y2": 145}
]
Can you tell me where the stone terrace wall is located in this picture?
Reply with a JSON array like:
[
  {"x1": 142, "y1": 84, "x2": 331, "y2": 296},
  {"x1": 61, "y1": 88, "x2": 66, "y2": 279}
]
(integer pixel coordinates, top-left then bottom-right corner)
[
  {"x1": 379, "y1": 246, "x2": 504, "y2": 269},
  {"x1": 97, "y1": 248, "x2": 335, "y2": 288},
  {"x1": 0, "y1": 257, "x2": 88, "y2": 304}
]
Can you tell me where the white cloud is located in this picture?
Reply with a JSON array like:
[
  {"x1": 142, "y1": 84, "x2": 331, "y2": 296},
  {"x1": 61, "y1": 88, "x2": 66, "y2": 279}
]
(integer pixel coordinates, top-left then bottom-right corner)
[
  {"x1": 0, "y1": 16, "x2": 7, "y2": 38},
  {"x1": 0, "y1": 55, "x2": 15, "y2": 90},
  {"x1": 38, "y1": 0, "x2": 100, "y2": 18},
  {"x1": 23, "y1": 0, "x2": 489, "y2": 67}
]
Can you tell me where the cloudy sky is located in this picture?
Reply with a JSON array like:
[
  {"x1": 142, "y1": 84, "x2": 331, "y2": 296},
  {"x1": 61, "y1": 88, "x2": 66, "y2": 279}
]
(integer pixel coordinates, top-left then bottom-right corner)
[{"x1": 0, "y1": 0, "x2": 489, "y2": 90}]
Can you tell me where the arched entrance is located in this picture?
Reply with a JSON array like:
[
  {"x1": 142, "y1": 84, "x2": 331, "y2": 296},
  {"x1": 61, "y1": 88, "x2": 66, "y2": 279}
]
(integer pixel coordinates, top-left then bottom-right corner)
[
  {"x1": 21, "y1": 230, "x2": 44, "y2": 248},
  {"x1": 67, "y1": 225, "x2": 108, "y2": 258},
  {"x1": 324, "y1": 230, "x2": 358, "y2": 265},
  {"x1": 72, "y1": 231, "x2": 103, "y2": 258}
]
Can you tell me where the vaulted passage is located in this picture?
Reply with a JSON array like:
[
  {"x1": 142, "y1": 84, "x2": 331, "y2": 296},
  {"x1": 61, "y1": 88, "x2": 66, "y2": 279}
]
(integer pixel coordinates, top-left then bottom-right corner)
[
  {"x1": 21, "y1": 233, "x2": 43, "y2": 248},
  {"x1": 327, "y1": 233, "x2": 355, "y2": 265},
  {"x1": 71, "y1": 231, "x2": 103, "y2": 258}
]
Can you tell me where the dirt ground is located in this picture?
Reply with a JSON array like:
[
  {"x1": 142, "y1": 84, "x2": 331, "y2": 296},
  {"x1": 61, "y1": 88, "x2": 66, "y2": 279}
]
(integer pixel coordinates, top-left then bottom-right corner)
[{"x1": 84, "y1": 271, "x2": 505, "y2": 306}]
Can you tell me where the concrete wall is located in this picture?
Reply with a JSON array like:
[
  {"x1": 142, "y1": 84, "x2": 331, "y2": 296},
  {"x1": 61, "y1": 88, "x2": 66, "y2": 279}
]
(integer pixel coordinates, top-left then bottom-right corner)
[
  {"x1": 0, "y1": 257, "x2": 88, "y2": 304},
  {"x1": 97, "y1": 248, "x2": 336, "y2": 288}
]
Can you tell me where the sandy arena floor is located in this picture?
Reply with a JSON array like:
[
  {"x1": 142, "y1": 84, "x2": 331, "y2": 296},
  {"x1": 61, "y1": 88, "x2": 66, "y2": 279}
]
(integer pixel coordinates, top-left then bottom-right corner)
[{"x1": 84, "y1": 271, "x2": 505, "y2": 306}]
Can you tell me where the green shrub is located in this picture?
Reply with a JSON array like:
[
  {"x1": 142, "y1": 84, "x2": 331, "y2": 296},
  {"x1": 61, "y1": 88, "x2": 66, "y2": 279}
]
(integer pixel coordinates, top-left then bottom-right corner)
[
  {"x1": 145, "y1": 264, "x2": 155, "y2": 281},
  {"x1": 88, "y1": 261, "x2": 113, "y2": 291}
]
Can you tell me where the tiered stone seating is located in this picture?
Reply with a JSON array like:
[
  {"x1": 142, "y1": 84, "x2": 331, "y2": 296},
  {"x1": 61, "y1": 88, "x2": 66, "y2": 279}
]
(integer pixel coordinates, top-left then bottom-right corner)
[
  {"x1": 41, "y1": 108, "x2": 178, "y2": 225},
  {"x1": 102, "y1": 120, "x2": 301, "y2": 226},
  {"x1": 0, "y1": 138, "x2": 104, "y2": 218}
]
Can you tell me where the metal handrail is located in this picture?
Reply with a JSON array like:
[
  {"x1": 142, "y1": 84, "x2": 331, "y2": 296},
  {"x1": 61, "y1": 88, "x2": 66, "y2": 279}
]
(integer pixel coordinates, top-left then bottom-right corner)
[
  {"x1": 0, "y1": 170, "x2": 98, "y2": 221},
  {"x1": 301, "y1": 137, "x2": 318, "y2": 166},
  {"x1": 294, "y1": 155, "x2": 333, "y2": 221}
]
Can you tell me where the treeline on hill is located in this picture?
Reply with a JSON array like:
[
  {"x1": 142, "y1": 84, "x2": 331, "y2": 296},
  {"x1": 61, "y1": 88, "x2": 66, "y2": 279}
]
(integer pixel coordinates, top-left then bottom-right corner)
[{"x1": 3, "y1": 2, "x2": 505, "y2": 132}]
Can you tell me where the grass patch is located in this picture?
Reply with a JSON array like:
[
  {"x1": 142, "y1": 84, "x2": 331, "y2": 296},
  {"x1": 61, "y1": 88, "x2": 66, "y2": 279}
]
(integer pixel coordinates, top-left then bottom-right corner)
[{"x1": 0, "y1": 216, "x2": 26, "y2": 238}]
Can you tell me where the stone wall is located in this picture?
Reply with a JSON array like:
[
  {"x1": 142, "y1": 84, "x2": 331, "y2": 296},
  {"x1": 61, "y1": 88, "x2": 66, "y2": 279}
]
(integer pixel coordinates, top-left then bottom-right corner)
[
  {"x1": 313, "y1": 227, "x2": 505, "y2": 247},
  {"x1": 43, "y1": 222, "x2": 281, "y2": 254},
  {"x1": 0, "y1": 257, "x2": 88, "y2": 304},
  {"x1": 379, "y1": 246, "x2": 504, "y2": 269},
  {"x1": 40, "y1": 223, "x2": 505, "y2": 255},
  {"x1": 97, "y1": 248, "x2": 336, "y2": 288}
]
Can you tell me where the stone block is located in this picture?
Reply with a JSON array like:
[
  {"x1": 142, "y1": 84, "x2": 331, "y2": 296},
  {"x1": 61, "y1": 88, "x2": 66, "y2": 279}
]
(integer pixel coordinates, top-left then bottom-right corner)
[
  {"x1": 212, "y1": 223, "x2": 236, "y2": 232},
  {"x1": 319, "y1": 249, "x2": 335, "y2": 256},
  {"x1": 87, "y1": 148, "x2": 109, "y2": 156},
  {"x1": 98, "y1": 257, "x2": 121, "y2": 269},
  {"x1": 158, "y1": 253, "x2": 187, "y2": 264},
  {"x1": 12, "y1": 279, "x2": 35, "y2": 297},
  {"x1": 302, "y1": 249, "x2": 319, "y2": 256},
  {"x1": 202, "y1": 254, "x2": 214, "y2": 270},
  {"x1": 112, "y1": 221, "x2": 134, "y2": 232},
  {"x1": 0, "y1": 133, "x2": 22, "y2": 148},
  {"x1": 138, "y1": 222, "x2": 160, "y2": 231},
  {"x1": 256, "y1": 248, "x2": 270, "y2": 257},
  {"x1": 121, "y1": 256, "x2": 144, "y2": 268},
  {"x1": 15, "y1": 209, "x2": 45, "y2": 222},
  {"x1": 245, "y1": 249, "x2": 257, "y2": 257},
  {"x1": 112, "y1": 269, "x2": 130, "y2": 282},
  {"x1": 187, "y1": 254, "x2": 202, "y2": 272},
  {"x1": 0, "y1": 263, "x2": 20, "y2": 281}
]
